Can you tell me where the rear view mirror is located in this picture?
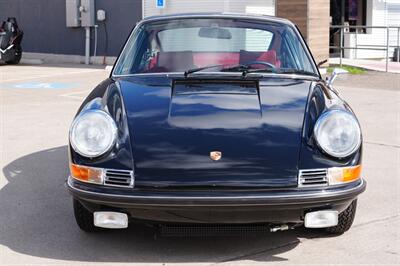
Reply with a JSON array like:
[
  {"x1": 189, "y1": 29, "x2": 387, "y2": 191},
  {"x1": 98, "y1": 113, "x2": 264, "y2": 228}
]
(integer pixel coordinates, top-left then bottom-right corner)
[{"x1": 198, "y1": 27, "x2": 232, "y2": 39}]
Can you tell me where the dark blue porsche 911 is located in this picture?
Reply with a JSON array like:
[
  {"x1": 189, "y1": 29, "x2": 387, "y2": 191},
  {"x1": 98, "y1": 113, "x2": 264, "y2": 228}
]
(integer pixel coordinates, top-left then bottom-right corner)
[{"x1": 67, "y1": 13, "x2": 366, "y2": 235}]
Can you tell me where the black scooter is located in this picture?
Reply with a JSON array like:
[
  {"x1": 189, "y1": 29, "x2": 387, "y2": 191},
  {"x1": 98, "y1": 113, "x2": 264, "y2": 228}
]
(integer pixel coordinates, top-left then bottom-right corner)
[{"x1": 0, "y1": 17, "x2": 23, "y2": 64}]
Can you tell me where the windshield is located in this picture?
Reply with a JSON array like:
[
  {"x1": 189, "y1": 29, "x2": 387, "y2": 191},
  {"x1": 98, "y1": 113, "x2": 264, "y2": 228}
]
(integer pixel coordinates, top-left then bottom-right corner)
[{"x1": 113, "y1": 18, "x2": 317, "y2": 76}]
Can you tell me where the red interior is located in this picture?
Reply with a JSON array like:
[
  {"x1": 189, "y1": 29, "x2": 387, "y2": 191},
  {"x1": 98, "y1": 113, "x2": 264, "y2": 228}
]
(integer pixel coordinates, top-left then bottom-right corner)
[
  {"x1": 239, "y1": 50, "x2": 281, "y2": 68},
  {"x1": 147, "y1": 50, "x2": 280, "y2": 72},
  {"x1": 193, "y1": 52, "x2": 239, "y2": 67}
]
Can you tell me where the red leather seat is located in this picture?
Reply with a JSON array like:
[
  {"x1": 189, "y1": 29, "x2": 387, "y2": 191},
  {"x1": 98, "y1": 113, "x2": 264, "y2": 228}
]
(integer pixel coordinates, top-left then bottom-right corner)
[
  {"x1": 193, "y1": 52, "x2": 239, "y2": 67},
  {"x1": 156, "y1": 51, "x2": 196, "y2": 72},
  {"x1": 147, "y1": 50, "x2": 281, "y2": 73},
  {"x1": 239, "y1": 50, "x2": 281, "y2": 68}
]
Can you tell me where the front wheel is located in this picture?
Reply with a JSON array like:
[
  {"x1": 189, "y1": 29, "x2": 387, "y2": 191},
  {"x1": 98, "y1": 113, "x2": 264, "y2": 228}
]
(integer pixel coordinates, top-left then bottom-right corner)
[
  {"x1": 326, "y1": 199, "x2": 357, "y2": 234},
  {"x1": 73, "y1": 199, "x2": 103, "y2": 233}
]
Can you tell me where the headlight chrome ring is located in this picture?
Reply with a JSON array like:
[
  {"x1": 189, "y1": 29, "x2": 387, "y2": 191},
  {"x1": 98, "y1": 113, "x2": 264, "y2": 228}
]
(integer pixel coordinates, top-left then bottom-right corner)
[
  {"x1": 314, "y1": 109, "x2": 361, "y2": 158},
  {"x1": 69, "y1": 109, "x2": 118, "y2": 158}
]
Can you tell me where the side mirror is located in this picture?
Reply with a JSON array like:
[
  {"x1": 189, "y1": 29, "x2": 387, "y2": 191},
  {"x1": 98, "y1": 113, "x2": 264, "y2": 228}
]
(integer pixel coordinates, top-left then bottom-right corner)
[{"x1": 327, "y1": 68, "x2": 348, "y2": 87}]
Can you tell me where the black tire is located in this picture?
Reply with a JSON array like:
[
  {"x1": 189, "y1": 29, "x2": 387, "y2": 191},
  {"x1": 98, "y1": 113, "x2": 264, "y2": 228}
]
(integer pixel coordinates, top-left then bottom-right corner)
[
  {"x1": 5, "y1": 47, "x2": 22, "y2": 65},
  {"x1": 326, "y1": 199, "x2": 357, "y2": 234},
  {"x1": 73, "y1": 199, "x2": 103, "y2": 233}
]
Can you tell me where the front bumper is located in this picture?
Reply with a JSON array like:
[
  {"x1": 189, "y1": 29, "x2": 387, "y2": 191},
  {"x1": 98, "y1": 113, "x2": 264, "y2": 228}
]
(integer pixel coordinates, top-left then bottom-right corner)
[{"x1": 67, "y1": 176, "x2": 366, "y2": 224}]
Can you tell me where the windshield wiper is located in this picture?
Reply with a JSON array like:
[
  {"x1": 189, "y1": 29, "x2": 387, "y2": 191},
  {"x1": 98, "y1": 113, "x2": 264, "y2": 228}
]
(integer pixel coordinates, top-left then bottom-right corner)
[
  {"x1": 184, "y1": 64, "x2": 223, "y2": 77},
  {"x1": 184, "y1": 64, "x2": 252, "y2": 78},
  {"x1": 220, "y1": 64, "x2": 250, "y2": 72},
  {"x1": 184, "y1": 63, "x2": 278, "y2": 78},
  {"x1": 222, "y1": 64, "x2": 275, "y2": 77},
  {"x1": 277, "y1": 69, "x2": 319, "y2": 77}
]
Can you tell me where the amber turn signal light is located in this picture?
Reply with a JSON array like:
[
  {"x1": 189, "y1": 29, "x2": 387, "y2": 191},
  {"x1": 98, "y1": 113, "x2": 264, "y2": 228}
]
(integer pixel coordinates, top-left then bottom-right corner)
[
  {"x1": 328, "y1": 165, "x2": 361, "y2": 185},
  {"x1": 70, "y1": 163, "x2": 103, "y2": 184}
]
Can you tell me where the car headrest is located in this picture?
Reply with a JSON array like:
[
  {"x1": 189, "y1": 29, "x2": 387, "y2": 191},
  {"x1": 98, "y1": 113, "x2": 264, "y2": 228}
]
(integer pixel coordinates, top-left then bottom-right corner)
[
  {"x1": 239, "y1": 50, "x2": 277, "y2": 66},
  {"x1": 157, "y1": 51, "x2": 195, "y2": 72}
]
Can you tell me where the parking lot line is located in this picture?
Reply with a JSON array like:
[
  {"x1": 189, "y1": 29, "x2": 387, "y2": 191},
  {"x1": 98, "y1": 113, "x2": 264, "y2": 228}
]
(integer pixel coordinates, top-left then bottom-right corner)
[
  {"x1": 59, "y1": 90, "x2": 91, "y2": 100},
  {"x1": 2, "y1": 69, "x2": 106, "y2": 83}
]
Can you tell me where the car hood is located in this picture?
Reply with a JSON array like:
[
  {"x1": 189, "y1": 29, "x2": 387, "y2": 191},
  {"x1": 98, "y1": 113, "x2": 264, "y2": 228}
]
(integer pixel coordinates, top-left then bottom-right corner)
[{"x1": 118, "y1": 75, "x2": 312, "y2": 188}]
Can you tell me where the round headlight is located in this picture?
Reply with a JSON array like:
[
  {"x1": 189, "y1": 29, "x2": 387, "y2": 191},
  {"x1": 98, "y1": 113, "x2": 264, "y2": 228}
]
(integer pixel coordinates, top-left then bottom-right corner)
[
  {"x1": 70, "y1": 110, "x2": 117, "y2": 157},
  {"x1": 314, "y1": 110, "x2": 361, "y2": 158}
]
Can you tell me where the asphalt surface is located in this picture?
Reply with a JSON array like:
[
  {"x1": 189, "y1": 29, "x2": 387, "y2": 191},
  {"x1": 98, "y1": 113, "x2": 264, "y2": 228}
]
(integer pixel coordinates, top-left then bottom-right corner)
[{"x1": 0, "y1": 63, "x2": 399, "y2": 265}]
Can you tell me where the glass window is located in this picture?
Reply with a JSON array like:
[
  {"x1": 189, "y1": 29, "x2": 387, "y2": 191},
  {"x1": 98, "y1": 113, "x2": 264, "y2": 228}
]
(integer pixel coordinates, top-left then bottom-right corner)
[
  {"x1": 157, "y1": 27, "x2": 273, "y2": 52},
  {"x1": 113, "y1": 18, "x2": 317, "y2": 76}
]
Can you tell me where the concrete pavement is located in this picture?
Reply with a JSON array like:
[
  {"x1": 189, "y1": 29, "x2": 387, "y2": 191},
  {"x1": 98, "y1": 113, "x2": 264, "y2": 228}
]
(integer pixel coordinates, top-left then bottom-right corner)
[{"x1": 0, "y1": 64, "x2": 399, "y2": 265}]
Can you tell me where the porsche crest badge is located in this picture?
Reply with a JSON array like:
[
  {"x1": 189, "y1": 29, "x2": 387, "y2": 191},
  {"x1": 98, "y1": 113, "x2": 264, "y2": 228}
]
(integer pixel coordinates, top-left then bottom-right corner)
[{"x1": 210, "y1": 151, "x2": 222, "y2": 161}]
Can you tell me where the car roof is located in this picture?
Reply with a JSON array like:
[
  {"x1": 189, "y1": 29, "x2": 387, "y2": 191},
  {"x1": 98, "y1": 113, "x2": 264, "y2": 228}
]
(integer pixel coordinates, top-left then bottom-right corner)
[{"x1": 142, "y1": 12, "x2": 294, "y2": 27}]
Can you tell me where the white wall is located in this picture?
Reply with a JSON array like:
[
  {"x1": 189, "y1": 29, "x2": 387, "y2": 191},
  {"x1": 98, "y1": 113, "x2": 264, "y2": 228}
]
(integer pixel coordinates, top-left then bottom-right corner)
[
  {"x1": 345, "y1": 0, "x2": 400, "y2": 59},
  {"x1": 143, "y1": 0, "x2": 275, "y2": 18}
]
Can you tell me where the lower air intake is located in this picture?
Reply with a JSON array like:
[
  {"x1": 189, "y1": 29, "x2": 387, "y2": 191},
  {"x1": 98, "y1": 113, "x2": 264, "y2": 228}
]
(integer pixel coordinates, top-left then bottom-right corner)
[
  {"x1": 104, "y1": 169, "x2": 134, "y2": 188},
  {"x1": 298, "y1": 169, "x2": 328, "y2": 187},
  {"x1": 159, "y1": 224, "x2": 271, "y2": 237}
]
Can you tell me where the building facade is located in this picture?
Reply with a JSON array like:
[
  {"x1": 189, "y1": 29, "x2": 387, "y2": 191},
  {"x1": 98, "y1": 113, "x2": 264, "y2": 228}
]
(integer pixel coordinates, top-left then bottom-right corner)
[
  {"x1": 0, "y1": 0, "x2": 142, "y2": 58},
  {"x1": 0, "y1": 0, "x2": 330, "y2": 64},
  {"x1": 143, "y1": 0, "x2": 330, "y2": 64},
  {"x1": 336, "y1": 0, "x2": 400, "y2": 59}
]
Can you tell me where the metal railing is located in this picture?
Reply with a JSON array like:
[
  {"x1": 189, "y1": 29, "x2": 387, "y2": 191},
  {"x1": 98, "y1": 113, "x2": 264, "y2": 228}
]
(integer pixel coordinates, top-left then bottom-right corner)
[{"x1": 330, "y1": 25, "x2": 400, "y2": 72}]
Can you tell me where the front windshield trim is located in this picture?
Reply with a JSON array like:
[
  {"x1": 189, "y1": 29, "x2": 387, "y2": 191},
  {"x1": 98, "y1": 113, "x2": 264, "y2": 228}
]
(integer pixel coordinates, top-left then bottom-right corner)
[
  {"x1": 112, "y1": 71, "x2": 320, "y2": 81},
  {"x1": 111, "y1": 16, "x2": 320, "y2": 78}
]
